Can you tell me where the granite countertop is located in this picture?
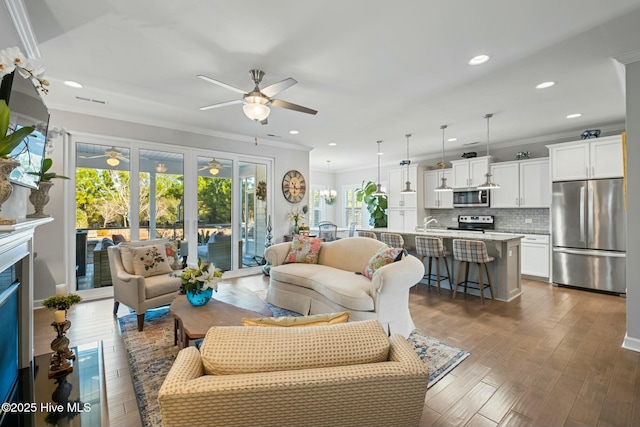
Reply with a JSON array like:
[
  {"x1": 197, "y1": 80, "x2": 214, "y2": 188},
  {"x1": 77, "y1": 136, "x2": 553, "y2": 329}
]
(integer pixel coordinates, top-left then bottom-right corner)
[{"x1": 368, "y1": 228, "x2": 524, "y2": 242}]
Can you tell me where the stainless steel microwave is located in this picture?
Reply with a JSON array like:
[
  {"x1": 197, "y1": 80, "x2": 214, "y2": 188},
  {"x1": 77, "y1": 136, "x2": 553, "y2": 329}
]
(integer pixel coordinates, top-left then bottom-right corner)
[{"x1": 452, "y1": 188, "x2": 490, "y2": 207}]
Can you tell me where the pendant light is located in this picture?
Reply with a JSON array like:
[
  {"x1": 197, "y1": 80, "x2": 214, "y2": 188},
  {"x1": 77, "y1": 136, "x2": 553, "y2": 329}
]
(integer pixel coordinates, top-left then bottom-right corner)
[
  {"x1": 400, "y1": 133, "x2": 415, "y2": 194},
  {"x1": 320, "y1": 160, "x2": 337, "y2": 204},
  {"x1": 372, "y1": 140, "x2": 386, "y2": 196},
  {"x1": 435, "y1": 125, "x2": 453, "y2": 192},
  {"x1": 477, "y1": 113, "x2": 500, "y2": 189}
]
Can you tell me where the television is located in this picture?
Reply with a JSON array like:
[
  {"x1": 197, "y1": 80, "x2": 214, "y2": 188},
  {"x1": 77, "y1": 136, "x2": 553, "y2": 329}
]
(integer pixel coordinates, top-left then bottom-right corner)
[{"x1": 0, "y1": 71, "x2": 50, "y2": 189}]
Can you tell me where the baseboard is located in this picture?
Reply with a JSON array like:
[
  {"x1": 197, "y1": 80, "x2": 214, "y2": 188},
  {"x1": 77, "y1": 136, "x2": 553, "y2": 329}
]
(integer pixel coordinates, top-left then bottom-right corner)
[{"x1": 622, "y1": 333, "x2": 640, "y2": 353}]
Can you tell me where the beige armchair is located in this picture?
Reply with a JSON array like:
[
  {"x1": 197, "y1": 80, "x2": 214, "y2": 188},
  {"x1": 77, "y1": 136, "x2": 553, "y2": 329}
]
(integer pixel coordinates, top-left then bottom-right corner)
[{"x1": 107, "y1": 239, "x2": 182, "y2": 331}]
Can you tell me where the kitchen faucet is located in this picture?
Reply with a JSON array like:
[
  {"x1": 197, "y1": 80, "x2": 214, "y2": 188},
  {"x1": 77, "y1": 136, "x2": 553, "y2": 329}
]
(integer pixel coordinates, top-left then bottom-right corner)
[{"x1": 423, "y1": 216, "x2": 437, "y2": 229}]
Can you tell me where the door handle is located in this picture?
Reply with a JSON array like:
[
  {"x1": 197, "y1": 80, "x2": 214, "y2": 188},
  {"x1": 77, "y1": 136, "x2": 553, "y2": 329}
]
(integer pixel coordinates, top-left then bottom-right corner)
[
  {"x1": 587, "y1": 183, "x2": 594, "y2": 244},
  {"x1": 579, "y1": 186, "x2": 585, "y2": 243},
  {"x1": 585, "y1": 166, "x2": 589, "y2": 178},
  {"x1": 591, "y1": 165, "x2": 595, "y2": 177}
]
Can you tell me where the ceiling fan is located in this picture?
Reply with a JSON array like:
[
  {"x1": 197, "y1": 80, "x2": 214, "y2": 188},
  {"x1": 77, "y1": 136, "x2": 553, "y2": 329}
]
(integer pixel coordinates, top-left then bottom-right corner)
[
  {"x1": 79, "y1": 146, "x2": 129, "y2": 166},
  {"x1": 197, "y1": 69, "x2": 318, "y2": 124},
  {"x1": 198, "y1": 159, "x2": 224, "y2": 175}
]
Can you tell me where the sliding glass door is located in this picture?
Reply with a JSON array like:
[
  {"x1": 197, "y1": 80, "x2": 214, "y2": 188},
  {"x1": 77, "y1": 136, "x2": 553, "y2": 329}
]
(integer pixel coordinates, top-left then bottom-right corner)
[{"x1": 239, "y1": 161, "x2": 268, "y2": 268}]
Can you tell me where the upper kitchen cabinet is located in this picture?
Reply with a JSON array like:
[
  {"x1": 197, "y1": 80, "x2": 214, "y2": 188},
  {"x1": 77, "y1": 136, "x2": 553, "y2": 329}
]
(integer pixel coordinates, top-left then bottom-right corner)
[
  {"x1": 450, "y1": 156, "x2": 490, "y2": 188},
  {"x1": 424, "y1": 169, "x2": 453, "y2": 209},
  {"x1": 490, "y1": 158, "x2": 550, "y2": 208},
  {"x1": 548, "y1": 135, "x2": 623, "y2": 182},
  {"x1": 388, "y1": 166, "x2": 419, "y2": 208}
]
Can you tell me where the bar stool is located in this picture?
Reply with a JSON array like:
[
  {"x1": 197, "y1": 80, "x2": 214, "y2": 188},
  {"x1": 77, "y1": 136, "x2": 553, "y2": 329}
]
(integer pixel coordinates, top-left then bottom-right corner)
[
  {"x1": 357, "y1": 231, "x2": 378, "y2": 239},
  {"x1": 452, "y1": 239, "x2": 495, "y2": 304},
  {"x1": 380, "y1": 232, "x2": 404, "y2": 248},
  {"x1": 415, "y1": 236, "x2": 452, "y2": 294}
]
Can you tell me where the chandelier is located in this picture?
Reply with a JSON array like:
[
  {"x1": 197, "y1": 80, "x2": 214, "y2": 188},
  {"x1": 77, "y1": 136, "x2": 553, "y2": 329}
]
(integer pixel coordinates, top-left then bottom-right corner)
[{"x1": 320, "y1": 160, "x2": 337, "y2": 204}]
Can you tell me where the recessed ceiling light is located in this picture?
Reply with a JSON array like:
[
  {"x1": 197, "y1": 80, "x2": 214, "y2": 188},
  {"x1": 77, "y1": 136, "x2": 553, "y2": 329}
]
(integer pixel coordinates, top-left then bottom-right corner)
[
  {"x1": 64, "y1": 80, "x2": 83, "y2": 89},
  {"x1": 468, "y1": 54, "x2": 490, "y2": 65},
  {"x1": 328, "y1": 143, "x2": 337, "y2": 146},
  {"x1": 566, "y1": 113, "x2": 582, "y2": 119},
  {"x1": 536, "y1": 81, "x2": 555, "y2": 89},
  {"x1": 289, "y1": 130, "x2": 299, "y2": 135},
  {"x1": 447, "y1": 137, "x2": 457, "y2": 142}
]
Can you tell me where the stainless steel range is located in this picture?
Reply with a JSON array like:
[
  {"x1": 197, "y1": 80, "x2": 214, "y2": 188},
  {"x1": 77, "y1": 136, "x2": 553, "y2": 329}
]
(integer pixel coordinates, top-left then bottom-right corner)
[{"x1": 447, "y1": 215, "x2": 494, "y2": 233}]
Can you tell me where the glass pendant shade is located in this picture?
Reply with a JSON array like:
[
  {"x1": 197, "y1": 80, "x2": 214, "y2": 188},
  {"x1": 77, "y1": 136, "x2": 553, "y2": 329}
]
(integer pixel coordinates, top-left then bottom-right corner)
[
  {"x1": 434, "y1": 124, "x2": 453, "y2": 192},
  {"x1": 373, "y1": 140, "x2": 386, "y2": 196},
  {"x1": 242, "y1": 102, "x2": 270, "y2": 121},
  {"x1": 321, "y1": 160, "x2": 337, "y2": 204},
  {"x1": 399, "y1": 134, "x2": 415, "y2": 194},
  {"x1": 477, "y1": 113, "x2": 500, "y2": 190}
]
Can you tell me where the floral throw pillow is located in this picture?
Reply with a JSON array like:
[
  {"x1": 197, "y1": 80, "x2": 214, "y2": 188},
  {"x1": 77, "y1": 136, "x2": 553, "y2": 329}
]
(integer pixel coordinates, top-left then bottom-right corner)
[
  {"x1": 165, "y1": 241, "x2": 182, "y2": 270},
  {"x1": 362, "y1": 246, "x2": 406, "y2": 279},
  {"x1": 131, "y1": 245, "x2": 173, "y2": 277},
  {"x1": 284, "y1": 236, "x2": 322, "y2": 264}
]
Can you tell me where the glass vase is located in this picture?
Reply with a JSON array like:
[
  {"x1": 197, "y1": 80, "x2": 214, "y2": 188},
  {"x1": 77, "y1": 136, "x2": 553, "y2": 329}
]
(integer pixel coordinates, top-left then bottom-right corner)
[
  {"x1": 185, "y1": 288, "x2": 213, "y2": 306},
  {"x1": 293, "y1": 219, "x2": 300, "y2": 235}
]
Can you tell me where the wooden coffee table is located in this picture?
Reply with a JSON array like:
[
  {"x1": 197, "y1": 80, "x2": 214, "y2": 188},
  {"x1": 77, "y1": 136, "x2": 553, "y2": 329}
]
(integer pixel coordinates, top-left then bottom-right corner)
[{"x1": 170, "y1": 284, "x2": 272, "y2": 349}]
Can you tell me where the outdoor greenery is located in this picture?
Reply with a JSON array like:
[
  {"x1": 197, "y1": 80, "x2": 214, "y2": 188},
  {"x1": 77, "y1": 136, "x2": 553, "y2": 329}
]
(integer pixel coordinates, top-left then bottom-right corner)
[
  {"x1": 75, "y1": 168, "x2": 232, "y2": 229},
  {"x1": 355, "y1": 180, "x2": 388, "y2": 228}
]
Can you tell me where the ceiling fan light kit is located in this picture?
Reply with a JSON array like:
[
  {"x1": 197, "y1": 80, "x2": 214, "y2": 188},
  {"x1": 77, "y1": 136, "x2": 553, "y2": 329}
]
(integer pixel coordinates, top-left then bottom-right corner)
[
  {"x1": 106, "y1": 157, "x2": 119, "y2": 167},
  {"x1": 477, "y1": 113, "x2": 500, "y2": 190},
  {"x1": 198, "y1": 69, "x2": 317, "y2": 124}
]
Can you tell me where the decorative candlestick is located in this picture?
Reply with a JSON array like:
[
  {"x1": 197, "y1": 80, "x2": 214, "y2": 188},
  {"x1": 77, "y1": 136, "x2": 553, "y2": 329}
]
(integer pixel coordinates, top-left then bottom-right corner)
[
  {"x1": 48, "y1": 319, "x2": 75, "y2": 378},
  {"x1": 262, "y1": 215, "x2": 273, "y2": 276}
]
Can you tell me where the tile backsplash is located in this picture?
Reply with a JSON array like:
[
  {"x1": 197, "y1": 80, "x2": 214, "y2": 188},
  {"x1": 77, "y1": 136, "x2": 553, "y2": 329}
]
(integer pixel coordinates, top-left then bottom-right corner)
[{"x1": 426, "y1": 208, "x2": 549, "y2": 234}]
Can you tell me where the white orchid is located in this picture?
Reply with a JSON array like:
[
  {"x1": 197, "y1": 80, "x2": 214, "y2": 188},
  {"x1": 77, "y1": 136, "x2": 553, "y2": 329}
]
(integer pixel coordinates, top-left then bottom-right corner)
[{"x1": 0, "y1": 47, "x2": 49, "y2": 94}]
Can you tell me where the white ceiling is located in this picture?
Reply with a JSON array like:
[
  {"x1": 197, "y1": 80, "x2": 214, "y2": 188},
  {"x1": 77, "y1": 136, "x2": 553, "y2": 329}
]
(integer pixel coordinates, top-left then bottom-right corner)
[{"x1": 6, "y1": 0, "x2": 640, "y2": 171}]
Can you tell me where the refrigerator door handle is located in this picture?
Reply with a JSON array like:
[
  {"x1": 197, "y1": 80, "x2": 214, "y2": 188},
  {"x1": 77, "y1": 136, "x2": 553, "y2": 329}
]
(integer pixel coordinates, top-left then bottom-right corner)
[
  {"x1": 579, "y1": 186, "x2": 585, "y2": 243},
  {"x1": 553, "y1": 247, "x2": 626, "y2": 258},
  {"x1": 587, "y1": 183, "x2": 594, "y2": 244}
]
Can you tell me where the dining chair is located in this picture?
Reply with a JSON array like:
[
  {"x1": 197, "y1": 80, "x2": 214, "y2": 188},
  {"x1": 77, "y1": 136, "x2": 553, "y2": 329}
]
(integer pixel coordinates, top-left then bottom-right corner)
[{"x1": 318, "y1": 221, "x2": 338, "y2": 241}]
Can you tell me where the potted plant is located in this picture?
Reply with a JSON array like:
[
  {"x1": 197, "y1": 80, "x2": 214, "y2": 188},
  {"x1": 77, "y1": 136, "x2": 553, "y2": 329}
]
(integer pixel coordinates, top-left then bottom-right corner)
[
  {"x1": 26, "y1": 157, "x2": 69, "y2": 218},
  {"x1": 0, "y1": 100, "x2": 35, "y2": 223},
  {"x1": 42, "y1": 293, "x2": 83, "y2": 312},
  {"x1": 175, "y1": 259, "x2": 223, "y2": 306},
  {"x1": 355, "y1": 180, "x2": 388, "y2": 228}
]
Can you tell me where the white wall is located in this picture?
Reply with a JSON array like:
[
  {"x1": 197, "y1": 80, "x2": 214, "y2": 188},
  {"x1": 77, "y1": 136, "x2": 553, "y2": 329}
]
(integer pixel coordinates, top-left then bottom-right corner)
[{"x1": 32, "y1": 110, "x2": 309, "y2": 299}]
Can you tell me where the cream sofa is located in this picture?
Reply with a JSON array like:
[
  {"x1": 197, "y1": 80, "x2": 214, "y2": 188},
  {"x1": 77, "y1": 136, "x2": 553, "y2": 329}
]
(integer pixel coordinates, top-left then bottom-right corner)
[
  {"x1": 158, "y1": 320, "x2": 428, "y2": 427},
  {"x1": 264, "y1": 237, "x2": 424, "y2": 337}
]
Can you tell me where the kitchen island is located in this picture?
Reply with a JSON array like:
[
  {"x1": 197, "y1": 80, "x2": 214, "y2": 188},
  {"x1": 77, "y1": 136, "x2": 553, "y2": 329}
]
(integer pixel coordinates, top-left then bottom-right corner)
[{"x1": 365, "y1": 228, "x2": 523, "y2": 301}]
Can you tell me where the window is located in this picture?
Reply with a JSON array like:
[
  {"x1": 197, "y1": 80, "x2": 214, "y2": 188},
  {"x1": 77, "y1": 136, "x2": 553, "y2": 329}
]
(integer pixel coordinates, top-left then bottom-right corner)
[
  {"x1": 342, "y1": 185, "x2": 368, "y2": 228},
  {"x1": 308, "y1": 186, "x2": 323, "y2": 227}
]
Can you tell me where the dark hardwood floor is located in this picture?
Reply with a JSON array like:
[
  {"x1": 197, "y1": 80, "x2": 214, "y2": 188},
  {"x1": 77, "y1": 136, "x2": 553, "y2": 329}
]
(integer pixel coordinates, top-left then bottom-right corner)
[{"x1": 33, "y1": 276, "x2": 636, "y2": 427}]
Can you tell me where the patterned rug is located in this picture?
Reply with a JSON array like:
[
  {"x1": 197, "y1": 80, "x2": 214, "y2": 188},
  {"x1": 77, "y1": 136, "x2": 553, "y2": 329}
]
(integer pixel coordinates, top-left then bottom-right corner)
[{"x1": 119, "y1": 305, "x2": 469, "y2": 427}]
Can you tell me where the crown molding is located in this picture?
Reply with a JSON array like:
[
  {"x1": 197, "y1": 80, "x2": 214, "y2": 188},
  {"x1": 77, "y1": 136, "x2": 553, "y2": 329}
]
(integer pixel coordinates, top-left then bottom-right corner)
[{"x1": 2, "y1": 0, "x2": 41, "y2": 58}]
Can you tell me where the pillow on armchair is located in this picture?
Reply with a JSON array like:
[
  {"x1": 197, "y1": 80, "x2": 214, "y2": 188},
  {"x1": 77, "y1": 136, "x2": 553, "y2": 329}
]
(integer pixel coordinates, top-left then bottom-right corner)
[
  {"x1": 130, "y1": 245, "x2": 173, "y2": 277},
  {"x1": 112, "y1": 234, "x2": 127, "y2": 244},
  {"x1": 362, "y1": 246, "x2": 406, "y2": 279}
]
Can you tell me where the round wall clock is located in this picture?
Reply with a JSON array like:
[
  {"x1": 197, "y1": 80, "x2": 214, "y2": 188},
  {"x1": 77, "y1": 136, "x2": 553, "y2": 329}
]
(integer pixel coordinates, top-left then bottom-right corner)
[{"x1": 281, "y1": 170, "x2": 306, "y2": 203}]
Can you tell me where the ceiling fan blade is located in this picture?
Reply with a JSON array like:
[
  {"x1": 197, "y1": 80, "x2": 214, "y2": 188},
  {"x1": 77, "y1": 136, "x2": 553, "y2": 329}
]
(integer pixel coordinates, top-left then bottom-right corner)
[
  {"x1": 197, "y1": 75, "x2": 247, "y2": 95},
  {"x1": 79, "y1": 154, "x2": 106, "y2": 159},
  {"x1": 271, "y1": 99, "x2": 318, "y2": 115},
  {"x1": 199, "y1": 99, "x2": 243, "y2": 111},
  {"x1": 261, "y1": 78, "x2": 297, "y2": 98}
]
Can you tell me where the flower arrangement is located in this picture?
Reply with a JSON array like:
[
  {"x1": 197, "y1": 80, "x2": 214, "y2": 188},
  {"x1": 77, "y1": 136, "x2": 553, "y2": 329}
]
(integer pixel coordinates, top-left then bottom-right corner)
[
  {"x1": 0, "y1": 47, "x2": 49, "y2": 94},
  {"x1": 176, "y1": 260, "x2": 223, "y2": 294},
  {"x1": 288, "y1": 205, "x2": 308, "y2": 222},
  {"x1": 42, "y1": 294, "x2": 82, "y2": 311}
]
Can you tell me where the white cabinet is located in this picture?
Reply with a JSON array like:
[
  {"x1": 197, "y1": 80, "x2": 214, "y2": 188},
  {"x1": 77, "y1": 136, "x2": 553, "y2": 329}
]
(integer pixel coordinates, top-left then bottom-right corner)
[
  {"x1": 387, "y1": 208, "x2": 418, "y2": 232},
  {"x1": 490, "y1": 159, "x2": 550, "y2": 208},
  {"x1": 450, "y1": 156, "x2": 490, "y2": 188},
  {"x1": 423, "y1": 169, "x2": 453, "y2": 209},
  {"x1": 388, "y1": 166, "x2": 418, "y2": 208},
  {"x1": 548, "y1": 135, "x2": 623, "y2": 181},
  {"x1": 521, "y1": 234, "x2": 550, "y2": 278}
]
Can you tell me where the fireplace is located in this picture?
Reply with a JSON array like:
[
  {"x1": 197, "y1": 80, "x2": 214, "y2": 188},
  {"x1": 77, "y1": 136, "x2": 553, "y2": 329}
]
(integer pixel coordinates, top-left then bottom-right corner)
[{"x1": 0, "y1": 218, "x2": 53, "y2": 427}]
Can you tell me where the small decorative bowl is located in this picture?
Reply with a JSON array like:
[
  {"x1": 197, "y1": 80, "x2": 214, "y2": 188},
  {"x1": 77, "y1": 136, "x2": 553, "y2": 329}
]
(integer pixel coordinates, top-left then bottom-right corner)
[{"x1": 436, "y1": 161, "x2": 446, "y2": 169}]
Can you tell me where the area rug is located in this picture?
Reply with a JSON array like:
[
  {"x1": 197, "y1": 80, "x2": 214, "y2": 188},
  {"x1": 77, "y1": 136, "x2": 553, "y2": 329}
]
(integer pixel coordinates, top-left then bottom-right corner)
[{"x1": 119, "y1": 306, "x2": 469, "y2": 427}]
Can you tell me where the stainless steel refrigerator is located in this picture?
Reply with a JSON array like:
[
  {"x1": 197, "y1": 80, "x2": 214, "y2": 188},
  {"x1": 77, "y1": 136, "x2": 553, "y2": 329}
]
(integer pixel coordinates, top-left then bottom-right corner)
[{"x1": 552, "y1": 178, "x2": 626, "y2": 294}]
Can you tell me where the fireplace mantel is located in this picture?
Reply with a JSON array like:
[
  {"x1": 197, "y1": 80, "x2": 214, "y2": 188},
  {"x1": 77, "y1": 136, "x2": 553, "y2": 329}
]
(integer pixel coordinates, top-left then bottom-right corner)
[{"x1": 0, "y1": 217, "x2": 53, "y2": 368}]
